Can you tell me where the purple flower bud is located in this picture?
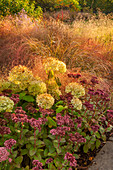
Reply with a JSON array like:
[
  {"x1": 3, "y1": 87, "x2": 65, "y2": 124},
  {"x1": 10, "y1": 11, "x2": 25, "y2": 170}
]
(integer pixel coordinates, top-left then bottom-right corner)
[
  {"x1": 10, "y1": 94, "x2": 20, "y2": 105},
  {"x1": 0, "y1": 118, "x2": 7, "y2": 126},
  {"x1": 32, "y1": 160, "x2": 43, "y2": 169},
  {"x1": 0, "y1": 126, "x2": 11, "y2": 135},
  {"x1": 64, "y1": 152, "x2": 77, "y2": 167},
  {"x1": 67, "y1": 73, "x2": 81, "y2": 79},
  {"x1": 15, "y1": 107, "x2": 26, "y2": 114},
  {"x1": 50, "y1": 129, "x2": 57, "y2": 135},
  {"x1": 11, "y1": 113, "x2": 28, "y2": 123},
  {"x1": 91, "y1": 125, "x2": 99, "y2": 132},
  {"x1": 80, "y1": 79, "x2": 87, "y2": 84},
  {"x1": 91, "y1": 77, "x2": 99, "y2": 85},
  {"x1": 46, "y1": 158, "x2": 53, "y2": 164},
  {"x1": 4, "y1": 139, "x2": 16, "y2": 150}
]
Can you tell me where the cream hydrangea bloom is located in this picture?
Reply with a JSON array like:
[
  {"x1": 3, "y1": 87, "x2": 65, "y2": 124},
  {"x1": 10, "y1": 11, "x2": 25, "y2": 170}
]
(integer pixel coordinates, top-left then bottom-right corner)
[
  {"x1": 65, "y1": 82, "x2": 85, "y2": 98},
  {"x1": 8, "y1": 65, "x2": 34, "y2": 90},
  {"x1": 43, "y1": 57, "x2": 66, "y2": 74},
  {"x1": 36, "y1": 93, "x2": 54, "y2": 109},
  {"x1": 71, "y1": 97, "x2": 82, "y2": 110},
  {"x1": 0, "y1": 96, "x2": 14, "y2": 112},
  {"x1": 28, "y1": 80, "x2": 47, "y2": 96}
]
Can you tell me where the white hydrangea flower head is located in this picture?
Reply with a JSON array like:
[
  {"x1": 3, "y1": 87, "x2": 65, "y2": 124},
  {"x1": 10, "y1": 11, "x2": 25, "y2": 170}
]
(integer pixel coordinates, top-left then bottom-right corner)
[
  {"x1": 36, "y1": 93, "x2": 54, "y2": 109},
  {"x1": 65, "y1": 82, "x2": 85, "y2": 98},
  {"x1": 28, "y1": 80, "x2": 47, "y2": 96},
  {"x1": 71, "y1": 97, "x2": 82, "y2": 110},
  {"x1": 8, "y1": 65, "x2": 34, "y2": 90},
  {"x1": 0, "y1": 96, "x2": 14, "y2": 112},
  {"x1": 43, "y1": 57, "x2": 66, "y2": 74}
]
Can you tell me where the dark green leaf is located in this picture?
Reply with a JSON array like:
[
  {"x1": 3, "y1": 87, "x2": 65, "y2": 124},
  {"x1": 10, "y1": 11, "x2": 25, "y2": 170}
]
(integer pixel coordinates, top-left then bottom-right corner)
[
  {"x1": 21, "y1": 149, "x2": 28, "y2": 155},
  {"x1": 106, "y1": 126, "x2": 113, "y2": 132},
  {"x1": 19, "y1": 92, "x2": 26, "y2": 100},
  {"x1": 44, "y1": 148, "x2": 49, "y2": 157},
  {"x1": 47, "y1": 116, "x2": 57, "y2": 127},
  {"x1": 34, "y1": 152, "x2": 42, "y2": 161},
  {"x1": 48, "y1": 152, "x2": 57, "y2": 157},
  {"x1": 56, "y1": 106, "x2": 65, "y2": 113},
  {"x1": 29, "y1": 147, "x2": 37, "y2": 156},
  {"x1": 53, "y1": 140, "x2": 61, "y2": 154},
  {"x1": 54, "y1": 157, "x2": 62, "y2": 168},
  {"x1": 95, "y1": 132, "x2": 101, "y2": 138},
  {"x1": 102, "y1": 135, "x2": 106, "y2": 141},
  {"x1": 73, "y1": 154, "x2": 80, "y2": 159},
  {"x1": 83, "y1": 144, "x2": 89, "y2": 153},
  {"x1": 91, "y1": 143, "x2": 95, "y2": 151},
  {"x1": 15, "y1": 156, "x2": 23, "y2": 164},
  {"x1": 22, "y1": 129, "x2": 29, "y2": 136},
  {"x1": 96, "y1": 139, "x2": 101, "y2": 149},
  {"x1": 55, "y1": 100, "x2": 64, "y2": 106},
  {"x1": 23, "y1": 95, "x2": 35, "y2": 102}
]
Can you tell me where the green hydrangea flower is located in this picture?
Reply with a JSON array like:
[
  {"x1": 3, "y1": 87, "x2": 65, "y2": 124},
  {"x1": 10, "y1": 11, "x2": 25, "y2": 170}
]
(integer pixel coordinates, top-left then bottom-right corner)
[
  {"x1": 0, "y1": 96, "x2": 14, "y2": 112},
  {"x1": 36, "y1": 93, "x2": 54, "y2": 109},
  {"x1": 71, "y1": 97, "x2": 82, "y2": 110},
  {"x1": 43, "y1": 57, "x2": 66, "y2": 74},
  {"x1": 0, "y1": 79, "x2": 12, "y2": 92},
  {"x1": 28, "y1": 80, "x2": 47, "y2": 96},
  {"x1": 8, "y1": 65, "x2": 34, "y2": 90},
  {"x1": 65, "y1": 82, "x2": 85, "y2": 98}
]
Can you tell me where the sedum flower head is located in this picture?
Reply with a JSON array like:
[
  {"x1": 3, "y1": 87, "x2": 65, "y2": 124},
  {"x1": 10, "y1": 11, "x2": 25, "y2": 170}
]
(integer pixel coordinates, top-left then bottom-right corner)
[
  {"x1": 0, "y1": 96, "x2": 14, "y2": 112},
  {"x1": 71, "y1": 97, "x2": 82, "y2": 110},
  {"x1": 65, "y1": 82, "x2": 85, "y2": 98},
  {"x1": 36, "y1": 93, "x2": 54, "y2": 109},
  {"x1": 43, "y1": 57, "x2": 66, "y2": 74},
  {"x1": 0, "y1": 147, "x2": 10, "y2": 162},
  {"x1": 28, "y1": 80, "x2": 47, "y2": 96},
  {"x1": 8, "y1": 65, "x2": 34, "y2": 90}
]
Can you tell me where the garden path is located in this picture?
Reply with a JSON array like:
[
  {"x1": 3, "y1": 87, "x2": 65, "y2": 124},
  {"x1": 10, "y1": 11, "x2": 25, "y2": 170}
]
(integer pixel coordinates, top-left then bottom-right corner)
[{"x1": 88, "y1": 134, "x2": 113, "y2": 170}]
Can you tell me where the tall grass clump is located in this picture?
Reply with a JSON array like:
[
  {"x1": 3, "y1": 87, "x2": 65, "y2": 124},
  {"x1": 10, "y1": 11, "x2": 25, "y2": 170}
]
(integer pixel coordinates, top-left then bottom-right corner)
[{"x1": 0, "y1": 11, "x2": 113, "y2": 77}]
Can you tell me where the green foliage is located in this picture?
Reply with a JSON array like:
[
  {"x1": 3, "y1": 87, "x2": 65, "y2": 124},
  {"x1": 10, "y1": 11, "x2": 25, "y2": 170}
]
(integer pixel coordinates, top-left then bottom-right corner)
[
  {"x1": 0, "y1": 0, "x2": 43, "y2": 18},
  {"x1": 35, "y1": 0, "x2": 80, "y2": 11},
  {"x1": 79, "y1": 0, "x2": 113, "y2": 13}
]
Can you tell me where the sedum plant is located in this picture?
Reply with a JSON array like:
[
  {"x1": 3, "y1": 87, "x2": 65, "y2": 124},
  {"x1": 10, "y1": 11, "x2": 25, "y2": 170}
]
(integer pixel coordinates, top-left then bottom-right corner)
[{"x1": 0, "y1": 61, "x2": 113, "y2": 170}]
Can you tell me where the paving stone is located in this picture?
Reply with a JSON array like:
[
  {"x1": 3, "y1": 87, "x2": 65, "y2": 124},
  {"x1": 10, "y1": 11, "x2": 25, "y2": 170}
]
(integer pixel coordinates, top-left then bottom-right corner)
[
  {"x1": 88, "y1": 141, "x2": 113, "y2": 170},
  {"x1": 109, "y1": 136, "x2": 113, "y2": 141}
]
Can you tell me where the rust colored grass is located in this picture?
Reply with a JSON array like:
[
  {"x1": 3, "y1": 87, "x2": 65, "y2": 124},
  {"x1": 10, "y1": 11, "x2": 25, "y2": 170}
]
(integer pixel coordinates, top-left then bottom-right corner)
[{"x1": 0, "y1": 12, "x2": 113, "y2": 103}]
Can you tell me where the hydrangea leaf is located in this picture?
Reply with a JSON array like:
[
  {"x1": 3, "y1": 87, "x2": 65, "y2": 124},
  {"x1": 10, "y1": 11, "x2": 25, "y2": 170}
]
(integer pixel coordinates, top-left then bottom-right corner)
[
  {"x1": 47, "y1": 117, "x2": 57, "y2": 127},
  {"x1": 22, "y1": 95, "x2": 35, "y2": 102}
]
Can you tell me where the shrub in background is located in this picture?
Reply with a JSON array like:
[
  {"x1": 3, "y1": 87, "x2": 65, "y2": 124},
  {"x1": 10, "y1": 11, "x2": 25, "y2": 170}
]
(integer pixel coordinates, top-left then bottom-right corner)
[
  {"x1": 35, "y1": 0, "x2": 80, "y2": 12},
  {"x1": 0, "y1": 0, "x2": 43, "y2": 18}
]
